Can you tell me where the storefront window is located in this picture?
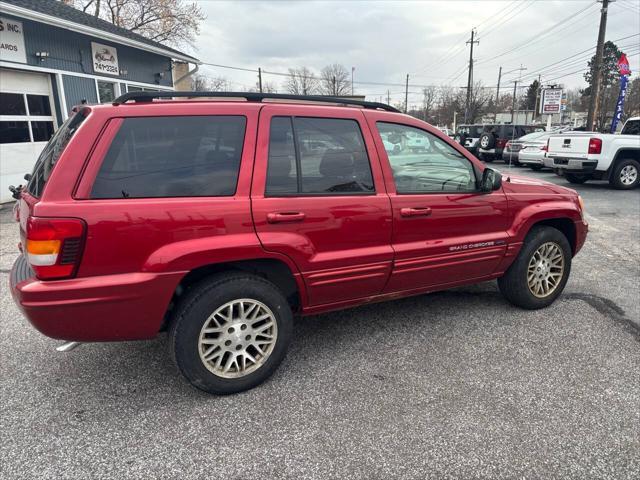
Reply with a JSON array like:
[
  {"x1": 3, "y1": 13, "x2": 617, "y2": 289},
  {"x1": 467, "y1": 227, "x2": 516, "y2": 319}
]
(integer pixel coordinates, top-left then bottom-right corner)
[
  {"x1": 0, "y1": 93, "x2": 27, "y2": 115},
  {"x1": 97, "y1": 81, "x2": 116, "y2": 103},
  {"x1": 0, "y1": 91, "x2": 55, "y2": 144}
]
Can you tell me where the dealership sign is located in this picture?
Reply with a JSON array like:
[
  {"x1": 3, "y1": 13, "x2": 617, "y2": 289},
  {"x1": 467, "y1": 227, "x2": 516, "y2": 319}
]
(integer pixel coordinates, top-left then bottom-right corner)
[
  {"x1": 540, "y1": 88, "x2": 563, "y2": 114},
  {"x1": 91, "y1": 42, "x2": 119, "y2": 76},
  {"x1": 0, "y1": 17, "x2": 27, "y2": 64}
]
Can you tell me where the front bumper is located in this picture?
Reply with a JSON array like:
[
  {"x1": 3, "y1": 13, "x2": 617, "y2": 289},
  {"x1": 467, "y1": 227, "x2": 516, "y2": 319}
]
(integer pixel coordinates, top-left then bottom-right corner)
[{"x1": 10, "y1": 255, "x2": 184, "y2": 341}]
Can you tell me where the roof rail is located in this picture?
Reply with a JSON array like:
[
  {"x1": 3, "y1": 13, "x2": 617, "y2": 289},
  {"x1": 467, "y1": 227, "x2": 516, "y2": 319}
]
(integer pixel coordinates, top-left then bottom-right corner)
[{"x1": 111, "y1": 91, "x2": 401, "y2": 113}]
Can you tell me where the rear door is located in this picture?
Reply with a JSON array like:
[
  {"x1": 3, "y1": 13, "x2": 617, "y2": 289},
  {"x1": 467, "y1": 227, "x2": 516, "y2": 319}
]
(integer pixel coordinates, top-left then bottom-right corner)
[
  {"x1": 251, "y1": 105, "x2": 393, "y2": 306},
  {"x1": 366, "y1": 113, "x2": 510, "y2": 293}
]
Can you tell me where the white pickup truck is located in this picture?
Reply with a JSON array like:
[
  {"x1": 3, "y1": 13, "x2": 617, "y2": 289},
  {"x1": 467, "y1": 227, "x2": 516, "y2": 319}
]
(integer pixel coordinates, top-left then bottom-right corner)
[{"x1": 545, "y1": 117, "x2": 640, "y2": 189}]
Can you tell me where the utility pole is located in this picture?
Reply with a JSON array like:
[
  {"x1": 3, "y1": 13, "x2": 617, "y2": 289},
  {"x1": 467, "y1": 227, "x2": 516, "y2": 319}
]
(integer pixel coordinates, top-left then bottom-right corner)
[
  {"x1": 351, "y1": 67, "x2": 355, "y2": 96},
  {"x1": 495, "y1": 66, "x2": 502, "y2": 104},
  {"x1": 587, "y1": 0, "x2": 610, "y2": 131},
  {"x1": 533, "y1": 74, "x2": 542, "y2": 121},
  {"x1": 258, "y1": 67, "x2": 263, "y2": 93},
  {"x1": 332, "y1": 76, "x2": 336, "y2": 96},
  {"x1": 511, "y1": 81, "x2": 518, "y2": 124},
  {"x1": 405, "y1": 74, "x2": 409, "y2": 113},
  {"x1": 465, "y1": 28, "x2": 479, "y2": 123},
  {"x1": 387, "y1": 89, "x2": 390, "y2": 105}
]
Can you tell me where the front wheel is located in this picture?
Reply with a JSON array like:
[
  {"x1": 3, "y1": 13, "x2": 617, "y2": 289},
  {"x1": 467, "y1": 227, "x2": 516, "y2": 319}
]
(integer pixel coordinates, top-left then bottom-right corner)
[
  {"x1": 169, "y1": 273, "x2": 293, "y2": 395},
  {"x1": 609, "y1": 159, "x2": 639, "y2": 190},
  {"x1": 530, "y1": 165, "x2": 543, "y2": 171},
  {"x1": 565, "y1": 173, "x2": 590, "y2": 184},
  {"x1": 498, "y1": 226, "x2": 572, "y2": 309}
]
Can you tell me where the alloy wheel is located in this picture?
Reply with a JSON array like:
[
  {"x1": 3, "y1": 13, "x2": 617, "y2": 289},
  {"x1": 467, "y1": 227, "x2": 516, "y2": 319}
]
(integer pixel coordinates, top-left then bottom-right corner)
[
  {"x1": 620, "y1": 165, "x2": 638, "y2": 186},
  {"x1": 198, "y1": 299, "x2": 278, "y2": 378},
  {"x1": 527, "y1": 242, "x2": 565, "y2": 298}
]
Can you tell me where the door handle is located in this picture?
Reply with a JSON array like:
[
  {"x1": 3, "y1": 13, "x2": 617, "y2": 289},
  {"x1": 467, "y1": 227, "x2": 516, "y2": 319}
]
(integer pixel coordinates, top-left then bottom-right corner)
[
  {"x1": 267, "y1": 212, "x2": 306, "y2": 223},
  {"x1": 400, "y1": 207, "x2": 432, "y2": 217}
]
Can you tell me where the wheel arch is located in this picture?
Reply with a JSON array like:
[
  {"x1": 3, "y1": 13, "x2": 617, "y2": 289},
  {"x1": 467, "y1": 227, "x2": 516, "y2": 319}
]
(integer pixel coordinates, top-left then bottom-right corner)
[
  {"x1": 161, "y1": 258, "x2": 306, "y2": 331},
  {"x1": 529, "y1": 218, "x2": 577, "y2": 255},
  {"x1": 606, "y1": 148, "x2": 640, "y2": 178}
]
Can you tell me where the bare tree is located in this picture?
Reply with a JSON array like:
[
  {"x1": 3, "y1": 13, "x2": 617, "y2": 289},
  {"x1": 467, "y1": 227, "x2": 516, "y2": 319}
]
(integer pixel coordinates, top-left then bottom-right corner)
[
  {"x1": 285, "y1": 67, "x2": 318, "y2": 95},
  {"x1": 319, "y1": 64, "x2": 351, "y2": 96},
  {"x1": 66, "y1": 0, "x2": 205, "y2": 47},
  {"x1": 421, "y1": 86, "x2": 437, "y2": 122},
  {"x1": 191, "y1": 74, "x2": 230, "y2": 92}
]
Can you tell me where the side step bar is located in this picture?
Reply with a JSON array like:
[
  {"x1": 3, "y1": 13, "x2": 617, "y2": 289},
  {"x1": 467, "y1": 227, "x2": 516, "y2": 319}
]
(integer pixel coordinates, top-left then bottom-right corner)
[{"x1": 56, "y1": 341, "x2": 82, "y2": 352}]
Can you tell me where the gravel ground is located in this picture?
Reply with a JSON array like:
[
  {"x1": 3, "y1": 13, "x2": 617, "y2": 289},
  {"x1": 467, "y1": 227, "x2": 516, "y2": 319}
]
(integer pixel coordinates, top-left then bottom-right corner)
[{"x1": 1, "y1": 167, "x2": 638, "y2": 479}]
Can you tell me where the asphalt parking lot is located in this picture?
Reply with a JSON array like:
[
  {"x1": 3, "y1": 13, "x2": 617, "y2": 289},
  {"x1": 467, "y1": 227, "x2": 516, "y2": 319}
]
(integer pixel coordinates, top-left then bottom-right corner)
[{"x1": 1, "y1": 167, "x2": 638, "y2": 480}]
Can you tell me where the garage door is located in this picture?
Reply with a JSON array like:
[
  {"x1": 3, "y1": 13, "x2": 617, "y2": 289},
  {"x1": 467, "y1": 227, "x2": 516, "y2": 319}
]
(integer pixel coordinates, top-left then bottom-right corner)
[{"x1": 1, "y1": 68, "x2": 57, "y2": 202}]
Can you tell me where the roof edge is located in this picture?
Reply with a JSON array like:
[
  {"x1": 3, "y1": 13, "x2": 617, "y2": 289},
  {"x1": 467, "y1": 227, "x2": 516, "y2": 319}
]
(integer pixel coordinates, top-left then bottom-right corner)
[{"x1": 0, "y1": 1, "x2": 201, "y2": 64}]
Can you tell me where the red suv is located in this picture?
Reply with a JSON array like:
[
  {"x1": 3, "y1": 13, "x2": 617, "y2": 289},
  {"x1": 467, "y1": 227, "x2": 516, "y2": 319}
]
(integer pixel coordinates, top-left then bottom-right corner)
[{"x1": 9, "y1": 92, "x2": 588, "y2": 394}]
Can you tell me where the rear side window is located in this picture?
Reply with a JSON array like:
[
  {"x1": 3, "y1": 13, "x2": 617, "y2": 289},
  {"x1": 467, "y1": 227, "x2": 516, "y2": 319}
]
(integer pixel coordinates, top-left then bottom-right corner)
[
  {"x1": 621, "y1": 120, "x2": 639, "y2": 135},
  {"x1": 91, "y1": 116, "x2": 246, "y2": 198},
  {"x1": 27, "y1": 109, "x2": 87, "y2": 197},
  {"x1": 266, "y1": 116, "x2": 374, "y2": 195}
]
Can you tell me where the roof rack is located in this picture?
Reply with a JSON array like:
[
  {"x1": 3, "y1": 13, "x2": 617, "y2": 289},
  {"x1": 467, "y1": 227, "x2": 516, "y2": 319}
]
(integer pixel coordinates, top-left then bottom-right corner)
[{"x1": 111, "y1": 91, "x2": 400, "y2": 113}]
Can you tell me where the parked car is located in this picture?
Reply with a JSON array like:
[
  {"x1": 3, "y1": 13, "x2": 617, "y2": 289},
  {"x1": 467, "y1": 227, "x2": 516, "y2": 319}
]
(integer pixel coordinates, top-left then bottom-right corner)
[
  {"x1": 477, "y1": 124, "x2": 540, "y2": 163},
  {"x1": 453, "y1": 124, "x2": 485, "y2": 154},
  {"x1": 9, "y1": 92, "x2": 588, "y2": 395},
  {"x1": 437, "y1": 126, "x2": 454, "y2": 137},
  {"x1": 545, "y1": 117, "x2": 640, "y2": 189},
  {"x1": 503, "y1": 131, "x2": 549, "y2": 165}
]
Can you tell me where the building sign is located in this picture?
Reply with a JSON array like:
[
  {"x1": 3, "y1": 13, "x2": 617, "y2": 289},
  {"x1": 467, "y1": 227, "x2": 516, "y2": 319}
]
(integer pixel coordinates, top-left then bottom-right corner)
[
  {"x1": 0, "y1": 17, "x2": 27, "y2": 64},
  {"x1": 540, "y1": 88, "x2": 563, "y2": 114},
  {"x1": 91, "y1": 42, "x2": 119, "y2": 76}
]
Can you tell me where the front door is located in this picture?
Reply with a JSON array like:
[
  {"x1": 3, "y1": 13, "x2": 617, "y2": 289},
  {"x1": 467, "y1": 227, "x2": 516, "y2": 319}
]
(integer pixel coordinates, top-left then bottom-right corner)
[
  {"x1": 366, "y1": 115, "x2": 510, "y2": 293},
  {"x1": 251, "y1": 105, "x2": 394, "y2": 306}
]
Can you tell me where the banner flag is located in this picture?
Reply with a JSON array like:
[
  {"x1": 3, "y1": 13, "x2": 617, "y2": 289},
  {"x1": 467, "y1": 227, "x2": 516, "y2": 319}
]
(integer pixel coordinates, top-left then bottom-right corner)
[{"x1": 610, "y1": 54, "x2": 631, "y2": 133}]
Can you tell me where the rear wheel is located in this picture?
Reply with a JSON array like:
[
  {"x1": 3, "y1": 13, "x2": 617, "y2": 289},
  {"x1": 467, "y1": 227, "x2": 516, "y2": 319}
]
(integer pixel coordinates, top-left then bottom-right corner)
[
  {"x1": 609, "y1": 159, "x2": 639, "y2": 190},
  {"x1": 565, "y1": 173, "x2": 590, "y2": 184},
  {"x1": 498, "y1": 226, "x2": 572, "y2": 309},
  {"x1": 169, "y1": 273, "x2": 293, "y2": 395},
  {"x1": 530, "y1": 165, "x2": 543, "y2": 171}
]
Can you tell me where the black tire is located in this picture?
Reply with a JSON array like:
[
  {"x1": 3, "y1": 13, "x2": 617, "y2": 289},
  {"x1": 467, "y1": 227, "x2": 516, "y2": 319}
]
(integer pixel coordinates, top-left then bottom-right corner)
[
  {"x1": 479, "y1": 133, "x2": 496, "y2": 150},
  {"x1": 609, "y1": 158, "x2": 640, "y2": 190},
  {"x1": 169, "y1": 273, "x2": 293, "y2": 395},
  {"x1": 530, "y1": 165, "x2": 543, "y2": 171},
  {"x1": 479, "y1": 152, "x2": 495, "y2": 163},
  {"x1": 498, "y1": 226, "x2": 572, "y2": 310},
  {"x1": 565, "y1": 173, "x2": 590, "y2": 184}
]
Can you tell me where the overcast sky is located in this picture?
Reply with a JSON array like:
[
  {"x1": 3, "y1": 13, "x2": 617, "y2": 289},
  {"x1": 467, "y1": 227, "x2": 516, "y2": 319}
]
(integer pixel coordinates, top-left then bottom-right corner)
[{"x1": 189, "y1": 0, "x2": 640, "y2": 106}]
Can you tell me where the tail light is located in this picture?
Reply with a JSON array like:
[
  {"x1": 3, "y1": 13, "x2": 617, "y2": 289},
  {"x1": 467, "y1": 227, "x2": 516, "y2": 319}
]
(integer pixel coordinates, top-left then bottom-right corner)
[
  {"x1": 541, "y1": 145, "x2": 548, "y2": 152},
  {"x1": 496, "y1": 138, "x2": 508, "y2": 148},
  {"x1": 588, "y1": 137, "x2": 602, "y2": 154},
  {"x1": 26, "y1": 216, "x2": 85, "y2": 280},
  {"x1": 544, "y1": 139, "x2": 550, "y2": 156}
]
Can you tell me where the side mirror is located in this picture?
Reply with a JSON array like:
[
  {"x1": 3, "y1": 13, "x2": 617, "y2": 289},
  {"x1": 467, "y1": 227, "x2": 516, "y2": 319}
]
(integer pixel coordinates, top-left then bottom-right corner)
[{"x1": 481, "y1": 167, "x2": 502, "y2": 193}]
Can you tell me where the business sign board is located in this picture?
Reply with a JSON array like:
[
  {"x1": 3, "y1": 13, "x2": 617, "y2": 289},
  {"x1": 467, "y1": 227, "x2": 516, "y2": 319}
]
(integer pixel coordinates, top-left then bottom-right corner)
[
  {"x1": 540, "y1": 88, "x2": 563, "y2": 114},
  {"x1": 0, "y1": 17, "x2": 27, "y2": 63},
  {"x1": 91, "y1": 42, "x2": 119, "y2": 76}
]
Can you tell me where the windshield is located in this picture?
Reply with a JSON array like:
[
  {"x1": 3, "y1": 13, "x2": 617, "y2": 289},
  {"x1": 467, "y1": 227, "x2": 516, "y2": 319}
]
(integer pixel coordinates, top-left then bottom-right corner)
[{"x1": 26, "y1": 109, "x2": 88, "y2": 197}]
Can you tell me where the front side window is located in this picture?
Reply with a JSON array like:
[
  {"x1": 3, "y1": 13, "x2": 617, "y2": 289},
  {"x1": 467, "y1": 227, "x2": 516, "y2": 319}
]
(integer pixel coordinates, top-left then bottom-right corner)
[
  {"x1": 91, "y1": 116, "x2": 246, "y2": 198},
  {"x1": 266, "y1": 116, "x2": 374, "y2": 195},
  {"x1": 621, "y1": 120, "x2": 639, "y2": 135},
  {"x1": 377, "y1": 122, "x2": 477, "y2": 194}
]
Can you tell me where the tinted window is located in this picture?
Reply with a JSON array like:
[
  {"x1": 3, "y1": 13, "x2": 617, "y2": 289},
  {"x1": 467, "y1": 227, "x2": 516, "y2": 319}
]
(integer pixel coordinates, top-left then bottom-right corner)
[
  {"x1": 27, "y1": 109, "x2": 87, "y2": 197},
  {"x1": 91, "y1": 116, "x2": 246, "y2": 198},
  {"x1": 97, "y1": 81, "x2": 116, "y2": 103},
  {"x1": 31, "y1": 121, "x2": 54, "y2": 142},
  {"x1": 377, "y1": 122, "x2": 476, "y2": 193},
  {"x1": 266, "y1": 117, "x2": 374, "y2": 195},
  {"x1": 27, "y1": 95, "x2": 52, "y2": 116},
  {"x1": 621, "y1": 119, "x2": 639, "y2": 135},
  {"x1": 0, "y1": 121, "x2": 30, "y2": 143},
  {"x1": 0, "y1": 93, "x2": 26, "y2": 115}
]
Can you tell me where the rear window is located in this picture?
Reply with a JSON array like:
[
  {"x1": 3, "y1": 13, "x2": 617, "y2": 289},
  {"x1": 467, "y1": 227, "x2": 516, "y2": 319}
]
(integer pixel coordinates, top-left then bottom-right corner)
[
  {"x1": 621, "y1": 119, "x2": 639, "y2": 135},
  {"x1": 27, "y1": 109, "x2": 87, "y2": 198},
  {"x1": 91, "y1": 116, "x2": 246, "y2": 198}
]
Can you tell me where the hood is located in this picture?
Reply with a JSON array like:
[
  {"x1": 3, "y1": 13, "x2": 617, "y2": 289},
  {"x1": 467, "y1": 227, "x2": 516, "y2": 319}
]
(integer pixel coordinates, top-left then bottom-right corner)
[{"x1": 501, "y1": 172, "x2": 578, "y2": 196}]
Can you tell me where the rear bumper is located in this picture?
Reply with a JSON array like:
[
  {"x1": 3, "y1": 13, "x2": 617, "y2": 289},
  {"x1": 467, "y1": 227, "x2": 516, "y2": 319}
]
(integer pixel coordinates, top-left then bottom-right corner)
[
  {"x1": 548, "y1": 157, "x2": 598, "y2": 174},
  {"x1": 518, "y1": 154, "x2": 543, "y2": 165},
  {"x1": 10, "y1": 255, "x2": 184, "y2": 341}
]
